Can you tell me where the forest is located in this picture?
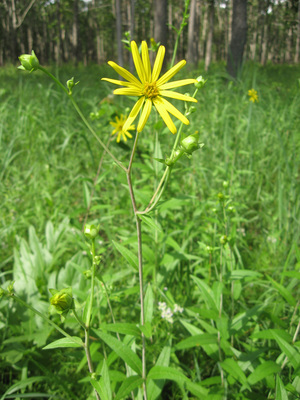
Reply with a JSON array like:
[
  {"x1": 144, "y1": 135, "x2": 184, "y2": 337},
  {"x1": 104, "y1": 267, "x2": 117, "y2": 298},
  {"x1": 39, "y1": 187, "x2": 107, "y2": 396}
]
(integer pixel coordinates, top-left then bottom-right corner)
[
  {"x1": 1, "y1": 0, "x2": 300, "y2": 68},
  {"x1": 1, "y1": 0, "x2": 300, "y2": 399}
]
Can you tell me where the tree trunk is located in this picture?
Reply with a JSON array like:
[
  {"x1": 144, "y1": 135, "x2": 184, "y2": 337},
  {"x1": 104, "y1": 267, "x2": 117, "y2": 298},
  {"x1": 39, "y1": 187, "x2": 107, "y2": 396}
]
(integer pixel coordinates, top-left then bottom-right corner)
[
  {"x1": 115, "y1": 0, "x2": 123, "y2": 66},
  {"x1": 154, "y1": 0, "x2": 168, "y2": 48},
  {"x1": 205, "y1": 0, "x2": 214, "y2": 71},
  {"x1": 295, "y1": 0, "x2": 300, "y2": 63},
  {"x1": 187, "y1": 0, "x2": 199, "y2": 65},
  {"x1": 72, "y1": 0, "x2": 79, "y2": 63},
  {"x1": 227, "y1": 0, "x2": 247, "y2": 78}
]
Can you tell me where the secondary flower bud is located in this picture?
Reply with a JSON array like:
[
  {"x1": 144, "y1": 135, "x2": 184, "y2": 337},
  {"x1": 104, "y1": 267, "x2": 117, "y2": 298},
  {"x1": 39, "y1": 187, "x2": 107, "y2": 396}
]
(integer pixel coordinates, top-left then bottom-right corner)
[
  {"x1": 194, "y1": 75, "x2": 207, "y2": 89},
  {"x1": 18, "y1": 50, "x2": 40, "y2": 72},
  {"x1": 84, "y1": 224, "x2": 99, "y2": 240},
  {"x1": 67, "y1": 77, "x2": 79, "y2": 94},
  {"x1": 49, "y1": 287, "x2": 73, "y2": 314}
]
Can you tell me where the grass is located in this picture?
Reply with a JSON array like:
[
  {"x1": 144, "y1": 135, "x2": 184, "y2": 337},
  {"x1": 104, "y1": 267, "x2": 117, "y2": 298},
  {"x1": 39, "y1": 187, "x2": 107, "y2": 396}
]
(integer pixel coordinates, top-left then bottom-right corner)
[{"x1": 0, "y1": 61, "x2": 300, "y2": 399}]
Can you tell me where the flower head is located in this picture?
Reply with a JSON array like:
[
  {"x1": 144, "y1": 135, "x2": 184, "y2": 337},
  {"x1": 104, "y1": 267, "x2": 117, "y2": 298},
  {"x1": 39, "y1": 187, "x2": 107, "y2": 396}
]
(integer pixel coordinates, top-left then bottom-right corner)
[
  {"x1": 248, "y1": 89, "x2": 258, "y2": 103},
  {"x1": 110, "y1": 114, "x2": 135, "y2": 143},
  {"x1": 102, "y1": 41, "x2": 197, "y2": 134}
]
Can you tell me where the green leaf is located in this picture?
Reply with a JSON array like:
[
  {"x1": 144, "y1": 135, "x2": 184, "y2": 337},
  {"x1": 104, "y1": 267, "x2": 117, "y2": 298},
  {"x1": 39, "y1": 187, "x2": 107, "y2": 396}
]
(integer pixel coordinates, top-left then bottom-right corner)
[
  {"x1": 247, "y1": 361, "x2": 281, "y2": 385},
  {"x1": 144, "y1": 283, "x2": 154, "y2": 324},
  {"x1": 0, "y1": 377, "x2": 45, "y2": 400},
  {"x1": 94, "y1": 330, "x2": 142, "y2": 375},
  {"x1": 225, "y1": 270, "x2": 262, "y2": 281},
  {"x1": 147, "y1": 366, "x2": 189, "y2": 383},
  {"x1": 266, "y1": 275, "x2": 296, "y2": 306},
  {"x1": 251, "y1": 329, "x2": 292, "y2": 342},
  {"x1": 147, "y1": 342, "x2": 171, "y2": 400},
  {"x1": 43, "y1": 336, "x2": 83, "y2": 349},
  {"x1": 139, "y1": 214, "x2": 162, "y2": 232},
  {"x1": 175, "y1": 334, "x2": 218, "y2": 350},
  {"x1": 139, "y1": 321, "x2": 152, "y2": 338},
  {"x1": 221, "y1": 358, "x2": 249, "y2": 389},
  {"x1": 115, "y1": 376, "x2": 144, "y2": 400},
  {"x1": 90, "y1": 360, "x2": 112, "y2": 400},
  {"x1": 191, "y1": 275, "x2": 218, "y2": 312},
  {"x1": 276, "y1": 375, "x2": 289, "y2": 400},
  {"x1": 101, "y1": 323, "x2": 140, "y2": 337},
  {"x1": 112, "y1": 240, "x2": 138, "y2": 271},
  {"x1": 83, "y1": 181, "x2": 90, "y2": 208},
  {"x1": 272, "y1": 331, "x2": 300, "y2": 370}
]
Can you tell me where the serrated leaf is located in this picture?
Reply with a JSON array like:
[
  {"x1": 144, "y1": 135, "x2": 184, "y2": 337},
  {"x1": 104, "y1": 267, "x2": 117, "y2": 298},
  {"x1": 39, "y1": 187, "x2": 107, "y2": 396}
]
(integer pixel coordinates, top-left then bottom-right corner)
[
  {"x1": 43, "y1": 336, "x2": 83, "y2": 349},
  {"x1": 112, "y1": 240, "x2": 138, "y2": 271},
  {"x1": 115, "y1": 376, "x2": 144, "y2": 400},
  {"x1": 94, "y1": 330, "x2": 142, "y2": 375},
  {"x1": 175, "y1": 334, "x2": 217, "y2": 350},
  {"x1": 101, "y1": 323, "x2": 140, "y2": 337},
  {"x1": 247, "y1": 361, "x2": 281, "y2": 385}
]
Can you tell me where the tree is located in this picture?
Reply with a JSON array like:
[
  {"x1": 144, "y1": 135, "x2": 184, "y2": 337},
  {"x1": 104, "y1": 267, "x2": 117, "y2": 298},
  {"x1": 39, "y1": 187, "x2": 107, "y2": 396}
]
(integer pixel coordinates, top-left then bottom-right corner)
[
  {"x1": 187, "y1": 0, "x2": 199, "y2": 65},
  {"x1": 227, "y1": 0, "x2": 247, "y2": 77},
  {"x1": 154, "y1": 0, "x2": 168, "y2": 48},
  {"x1": 205, "y1": 0, "x2": 215, "y2": 71}
]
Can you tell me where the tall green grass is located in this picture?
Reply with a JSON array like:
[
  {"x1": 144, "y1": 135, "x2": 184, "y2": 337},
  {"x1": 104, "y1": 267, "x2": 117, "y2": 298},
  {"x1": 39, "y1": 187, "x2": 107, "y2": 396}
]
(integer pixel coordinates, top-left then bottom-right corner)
[{"x1": 0, "y1": 62, "x2": 299, "y2": 399}]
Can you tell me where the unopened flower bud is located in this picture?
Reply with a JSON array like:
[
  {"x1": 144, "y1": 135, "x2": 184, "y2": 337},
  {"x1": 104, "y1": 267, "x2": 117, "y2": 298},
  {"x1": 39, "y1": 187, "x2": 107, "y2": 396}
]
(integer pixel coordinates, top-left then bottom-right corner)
[
  {"x1": 220, "y1": 235, "x2": 228, "y2": 245},
  {"x1": 195, "y1": 75, "x2": 207, "y2": 89},
  {"x1": 18, "y1": 51, "x2": 39, "y2": 72},
  {"x1": 218, "y1": 192, "x2": 225, "y2": 202},
  {"x1": 181, "y1": 132, "x2": 200, "y2": 155},
  {"x1": 49, "y1": 287, "x2": 73, "y2": 314},
  {"x1": 223, "y1": 181, "x2": 229, "y2": 188},
  {"x1": 84, "y1": 224, "x2": 99, "y2": 240},
  {"x1": 165, "y1": 148, "x2": 184, "y2": 166}
]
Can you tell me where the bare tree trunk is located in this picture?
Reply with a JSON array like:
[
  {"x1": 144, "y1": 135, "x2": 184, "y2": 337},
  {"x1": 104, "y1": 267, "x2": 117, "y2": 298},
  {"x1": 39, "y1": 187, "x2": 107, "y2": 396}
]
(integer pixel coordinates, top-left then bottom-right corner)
[
  {"x1": 115, "y1": 0, "x2": 123, "y2": 66},
  {"x1": 72, "y1": 0, "x2": 79, "y2": 63},
  {"x1": 187, "y1": 0, "x2": 199, "y2": 65},
  {"x1": 227, "y1": 0, "x2": 247, "y2": 78},
  {"x1": 295, "y1": 0, "x2": 300, "y2": 63},
  {"x1": 205, "y1": 0, "x2": 214, "y2": 71},
  {"x1": 154, "y1": 0, "x2": 168, "y2": 48}
]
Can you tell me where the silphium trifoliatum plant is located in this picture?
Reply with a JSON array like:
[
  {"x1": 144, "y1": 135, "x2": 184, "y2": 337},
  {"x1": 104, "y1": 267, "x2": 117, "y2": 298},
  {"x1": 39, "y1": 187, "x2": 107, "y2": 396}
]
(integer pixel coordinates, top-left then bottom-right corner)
[{"x1": 9, "y1": 22, "x2": 206, "y2": 399}]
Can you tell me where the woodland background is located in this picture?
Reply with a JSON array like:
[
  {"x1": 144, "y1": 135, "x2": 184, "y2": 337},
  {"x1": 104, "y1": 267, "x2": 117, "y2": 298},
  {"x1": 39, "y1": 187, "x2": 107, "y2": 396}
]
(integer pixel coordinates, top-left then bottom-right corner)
[{"x1": 1, "y1": 0, "x2": 300, "y2": 71}]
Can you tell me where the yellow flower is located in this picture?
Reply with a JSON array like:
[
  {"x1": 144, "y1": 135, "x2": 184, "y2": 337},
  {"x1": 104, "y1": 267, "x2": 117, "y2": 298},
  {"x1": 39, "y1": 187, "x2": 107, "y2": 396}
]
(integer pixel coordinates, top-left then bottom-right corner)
[
  {"x1": 110, "y1": 114, "x2": 135, "y2": 143},
  {"x1": 248, "y1": 89, "x2": 258, "y2": 103},
  {"x1": 102, "y1": 41, "x2": 197, "y2": 134}
]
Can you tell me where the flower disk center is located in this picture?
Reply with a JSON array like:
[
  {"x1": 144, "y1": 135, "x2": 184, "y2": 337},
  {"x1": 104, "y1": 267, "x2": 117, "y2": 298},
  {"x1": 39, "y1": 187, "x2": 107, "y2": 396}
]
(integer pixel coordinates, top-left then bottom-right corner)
[{"x1": 143, "y1": 82, "x2": 159, "y2": 99}]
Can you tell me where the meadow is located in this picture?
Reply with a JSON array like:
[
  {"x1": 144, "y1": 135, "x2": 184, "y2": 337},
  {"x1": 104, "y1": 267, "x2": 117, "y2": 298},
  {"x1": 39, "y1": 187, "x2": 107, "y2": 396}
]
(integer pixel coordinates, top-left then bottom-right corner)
[{"x1": 0, "y1": 59, "x2": 300, "y2": 399}]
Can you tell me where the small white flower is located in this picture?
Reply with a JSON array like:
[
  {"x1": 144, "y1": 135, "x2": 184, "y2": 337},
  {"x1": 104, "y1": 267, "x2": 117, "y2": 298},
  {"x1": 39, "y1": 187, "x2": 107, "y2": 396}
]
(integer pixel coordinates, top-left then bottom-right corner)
[
  {"x1": 164, "y1": 287, "x2": 168, "y2": 291},
  {"x1": 173, "y1": 304, "x2": 184, "y2": 313},
  {"x1": 158, "y1": 301, "x2": 167, "y2": 311},
  {"x1": 267, "y1": 236, "x2": 277, "y2": 244},
  {"x1": 161, "y1": 307, "x2": 173, "y2": 324}
]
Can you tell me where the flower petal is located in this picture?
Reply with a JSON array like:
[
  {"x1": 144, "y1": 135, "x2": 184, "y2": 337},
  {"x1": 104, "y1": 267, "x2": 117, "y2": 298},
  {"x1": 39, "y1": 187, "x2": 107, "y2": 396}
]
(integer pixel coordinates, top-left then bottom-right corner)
[
  {"x1": 123, "y1": 97, "x2": 145, "y2": 132},
  {"x1": 137, "y1": 98, "x2": 152, "y2": 132},
  {"x1": 159, "y1": 78, "x2": 197, "y2": 90},
  {"x1": 152, "y1": 45, "x2": 165, "y2": 82},
  {"x1": 106, "y1": 61, "x2": 141, "y2": 86},
  {"x1": 159, "y1": 97, "x2": 189, "y2": 125},
  {"x1": 102, "y1": 78, "x2": 139, "y2": 88},
  {"x1": 114, "y1": 88, "x2": 143, "y2": 96},
  {"x1": 159, "y1": 90, "x2": 197, "y2": 103},
  {"x1": 131, "y1": 41, "x2": 146, "y2": 83},
  {"x1": 153, "y1": 98, "x2": 176, "y2": 134},
  {"x1": 142, "y1": 41, "x2": 151, "y2": 82},
  {"x1": 157, "y1": 60, "x2": 186, "y2": 86}
]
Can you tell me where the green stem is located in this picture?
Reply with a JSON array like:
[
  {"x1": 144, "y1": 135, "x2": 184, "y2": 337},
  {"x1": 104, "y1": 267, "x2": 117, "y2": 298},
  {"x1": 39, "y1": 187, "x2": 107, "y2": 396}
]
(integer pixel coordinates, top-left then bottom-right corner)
[
  {"x1": 126, "y1": 131, "x2": 147, "y2": 400},
  {"x1": 73, "y1": 309, "x2": 86, "y2": 330},
  {"x1": 86, "y1": 239, "x2": 96, "y2": 328},
  {"x1": 38, "y1": 66, "x2": 126, "y2": 172},
  {"x1": 170, "y1": 0, "x2": 191, "y2": 68}
]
